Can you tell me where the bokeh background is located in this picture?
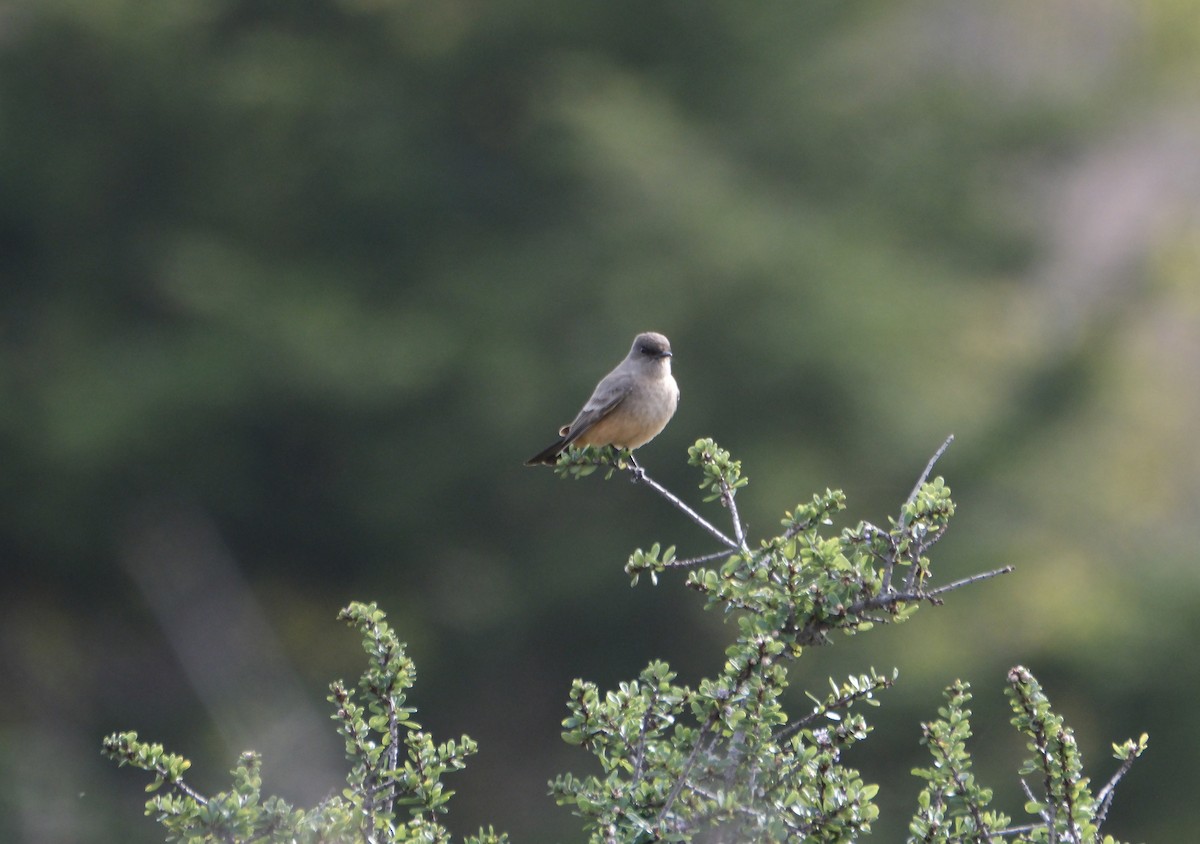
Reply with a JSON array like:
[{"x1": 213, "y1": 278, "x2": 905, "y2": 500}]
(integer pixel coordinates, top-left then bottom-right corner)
[{"x1": 2, "y1": 1, "x2": 1198, "y2": 841}]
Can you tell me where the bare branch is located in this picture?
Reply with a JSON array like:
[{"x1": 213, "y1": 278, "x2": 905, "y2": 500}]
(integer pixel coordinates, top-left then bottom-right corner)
[
  {"x1": 1020, "y1": 778, "x2": 1050, "y2": 824},
  {"x1": 848, "y1": 565, "x2": 1014, "y2": 615},
  {"x1": 781, "y1": 565, "x2": 1014, "y2": 649},
  {"x1": 718, "y1": 477, "x2": 749, "y2": 553},
  {"x1": 993, "y1": 823, "x2": 1042, "y2": 837},
  {"x1": 1096, "y1": 743, "x2": 1141, "y2": 828},
  {"x1": 665, "y1": 548, "x2": 740, "y2": 569},
  {"x1": 627, "y1": 464, "x2": 740, "y2": 550},
  {"x1": 169, "y1": 776, "x2": 209, "y2": 806},
  {"x1": 900, "y1": 434, "x2": 954, "y2": 528},
  {"x1": 924, "y1": 565, "x2": 1015, "y2": 598}
]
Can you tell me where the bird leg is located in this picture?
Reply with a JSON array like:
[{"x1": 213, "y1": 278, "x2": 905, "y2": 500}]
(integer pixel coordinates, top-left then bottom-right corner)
[{"x1": 623, "y1": 450, "x2": 646, "y2": 482}]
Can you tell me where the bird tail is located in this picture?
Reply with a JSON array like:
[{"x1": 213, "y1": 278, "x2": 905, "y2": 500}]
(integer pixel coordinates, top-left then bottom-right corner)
[{"x1": 525, "y1": 439, "x2": 567, "y2": 466}]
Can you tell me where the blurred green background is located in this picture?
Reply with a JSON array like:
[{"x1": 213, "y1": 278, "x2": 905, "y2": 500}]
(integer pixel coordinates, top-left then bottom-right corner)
[{"x1": 2, "y1": 1, "x2": 1198, "y2": 841}]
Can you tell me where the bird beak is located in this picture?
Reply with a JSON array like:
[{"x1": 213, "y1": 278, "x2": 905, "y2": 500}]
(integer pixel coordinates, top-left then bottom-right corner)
[{"x1": 660, "y1": 350, "x2": 673, "y2": 358}]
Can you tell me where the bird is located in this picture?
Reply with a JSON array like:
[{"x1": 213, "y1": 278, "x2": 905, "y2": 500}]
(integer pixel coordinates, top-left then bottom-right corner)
[{"x1": 526, "y1": 332, "x2": 679, "y2": 466}]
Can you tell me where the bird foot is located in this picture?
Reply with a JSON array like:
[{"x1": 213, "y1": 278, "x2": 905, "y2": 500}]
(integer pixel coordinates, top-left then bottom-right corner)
[{"x1": 624, "y1": 452, "x2": 645, "y2": 482}]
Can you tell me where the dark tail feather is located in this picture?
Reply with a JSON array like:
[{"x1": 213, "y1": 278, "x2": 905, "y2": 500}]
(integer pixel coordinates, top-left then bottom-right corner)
[{"x1": 525, "y1": 439, "x2": 567, "y2": 466}]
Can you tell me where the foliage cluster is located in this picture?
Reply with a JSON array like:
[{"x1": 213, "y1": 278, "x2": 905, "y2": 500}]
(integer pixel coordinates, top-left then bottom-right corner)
[
  {"x1": 105, "y1": 441, "x2": 1144, "y2": 843},
  {"x1": 105, "y1": 603, "x2": 507, "y2": 844}
]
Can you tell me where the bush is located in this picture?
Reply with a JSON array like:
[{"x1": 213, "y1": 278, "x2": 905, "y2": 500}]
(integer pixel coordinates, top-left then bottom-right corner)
[{"x1": 105, "y1": 439, "x2": 1144, "y2": 843}]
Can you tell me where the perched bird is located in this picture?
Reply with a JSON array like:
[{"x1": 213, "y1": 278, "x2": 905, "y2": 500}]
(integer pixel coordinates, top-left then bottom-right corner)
[{"x1": 526, "y1": 332, "x2": 679, "y2": 466}]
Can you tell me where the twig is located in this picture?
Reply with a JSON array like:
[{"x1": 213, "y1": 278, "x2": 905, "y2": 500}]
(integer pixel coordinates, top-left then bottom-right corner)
[
  {"x1": 900, "y1": 434, "x2": 955, "y2": 528},
  {"x1": 853, "y1": 522, "x2": 896, "y2": 592},
  {"x1": 949, "y1": 755, "x2": 992, "y2": 840},
  {"x1": 655, "y1": 715, "x2": 718, "y2": 828},
  {"x1": 718, "y1": 478, "x2": 749, "y2": 553},
  {"x1": 104, "y1": 736, "x2": 210, "y2": 806},
  {"x1": 1016, "y1": 685, "x2": 1060, "y2": 844},
  {"x1": 1020, "y1": 778, "x2": 1049, "y2": 824},
  {"x1": 655, "y1": 638, "x2": 772, "y2": 829},
  {"x1": 632, "y1": 688, "x2": 659, "y2": 783},
  {"x1": 168, "y1": 775, "x2": 209, "y2": 806},
  {"x1": 385, "y1": 696, "x2": 401, "y2": 813},
  {"x1": 781, "y1": 515, "x2": 817, "y2": 542},
  {"x1": 1095, "y1": 747, "x2": 1140, "y2": 827},
  {"x1": 665, "y1": 548, "x2": 740, "y2": 569},
  {"x1": 846, "y1": 565, "x2": 1014, "y2": 615},
  {"x1": 1059, "y1": 739, "x2": 1081, "y2": 844},
  {"x1": 783, "y1": 565, "x2": 1014, "y2": 648},
  {"x1": 924, "y1": 565, "x2": 1015, "y2": 598},
  {"x1": 627, "y1": 464, "x2": 740, "y2": 550},
  {"x1": 994, "y1": 823, "x2": 1041, "y2": 837},
  {"x1": 685, "y1": 782, "x2": 765, "y2": 821},
  {"x1": 902, "y1": 556, "x2": 920, "y2": 594},
  {"x1": 776, "y1": 675, "x2": 896, "y2": 741}
]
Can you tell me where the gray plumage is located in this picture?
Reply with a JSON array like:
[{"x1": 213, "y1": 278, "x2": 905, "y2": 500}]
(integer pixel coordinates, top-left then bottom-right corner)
[{"x1": 526, "y1": 332, "x2": 679, "y2": 466}]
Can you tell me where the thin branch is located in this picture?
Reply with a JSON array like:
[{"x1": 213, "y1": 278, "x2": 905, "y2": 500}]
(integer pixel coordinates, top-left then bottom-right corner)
[
  {"x1": 632, "y1": 689, "x2": 658, "y2": 783},
  {"x1": 665, "y1": 548, "x2": 740, "y2": 569},
  {"x1": 776, "y1": 677, "x2": 895, "y2": 741},
  {"x1": 865, "y1": 528, "x2": 897, "y2": 593},
  {"x1": 1095, "y1": 748, "x2": 1140, "y2": 826},
  {"x1": 993, "y1": 823, "x2": 1041, "y2": 837},
  {"x1": 858, "y1": 613, "x2": 891, "y2": 625},
  {"x1": 627, "y1": 464, "x2": 740, "y2": 550},
  {"x1": 685, "y1": 782, "x2": 765, "y2": 821},
  {"x1": 104, "y1": 738, "x2": 209, "y2": 806},
  {"x1": 722, "y1": 728, "x2": 745, "y2": 791},
  {"x1": 718, "y1": 478, "x2": 749, "y2": 553},
  {"x1": 656, "y1": 641, "x2": 771, "y2": 829},
  {"x1": 167, "y1": 774, "x2": 209, "y2": 806},
  {"x1": 781, "y1": 516, "x2": 816, "y2": 542},
  {"x1": 1020, "y1": 778, "x2": 1050, "y2": 824},
  {"x1": 847, "y1": 565, "x2": 1014, "y2": 615},
  {"x1": 923, "y1": 565, "x2": 1015, "y2": 598},
  {"x1": 383, "y1": 690, "x2": 401, "y2": 814},
  {"x1": 900, "y1": 434, "x2": 954, "y2": 528},
  {"x1": 783, "y1": 565, "x2": 1014, "y2": 648},
  {"x1": 916, "y1": 525, "x2": 949, "y2": 557},
  {"x1": 1018, "y1": 695, "x2": 1060, "y2": 844},
  {"x1": 1035, "y1": 729, "x2": 1059, "y2": 843},
  {"x1": 1058, "y1": 738, "x2": 1081, "y2": 844},
  {"x1": 655, "y1": 715, "x2": 718, "y2": 828},
  {"x1": 948, "y1": 758, "x2": 992, "y2": 839}
]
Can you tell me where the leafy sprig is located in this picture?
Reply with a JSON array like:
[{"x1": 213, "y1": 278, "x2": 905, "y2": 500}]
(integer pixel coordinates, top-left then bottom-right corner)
[{"x1": 103, "y1": 601, "x2": 507, "y2": 844}]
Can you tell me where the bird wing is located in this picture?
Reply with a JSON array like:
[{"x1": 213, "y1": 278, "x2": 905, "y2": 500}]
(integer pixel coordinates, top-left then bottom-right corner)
[
  {"x1": 525, "y1": 366, "x2": 635, "y2": 466},
  {"x1": 559, "y1": 370, "x2": 631, "y2": 445}
]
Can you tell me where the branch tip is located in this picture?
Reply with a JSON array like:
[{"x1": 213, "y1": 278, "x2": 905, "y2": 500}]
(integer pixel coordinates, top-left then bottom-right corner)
[{"x1": 902, "y1": 435, "x2": 955, "y2": 525}]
